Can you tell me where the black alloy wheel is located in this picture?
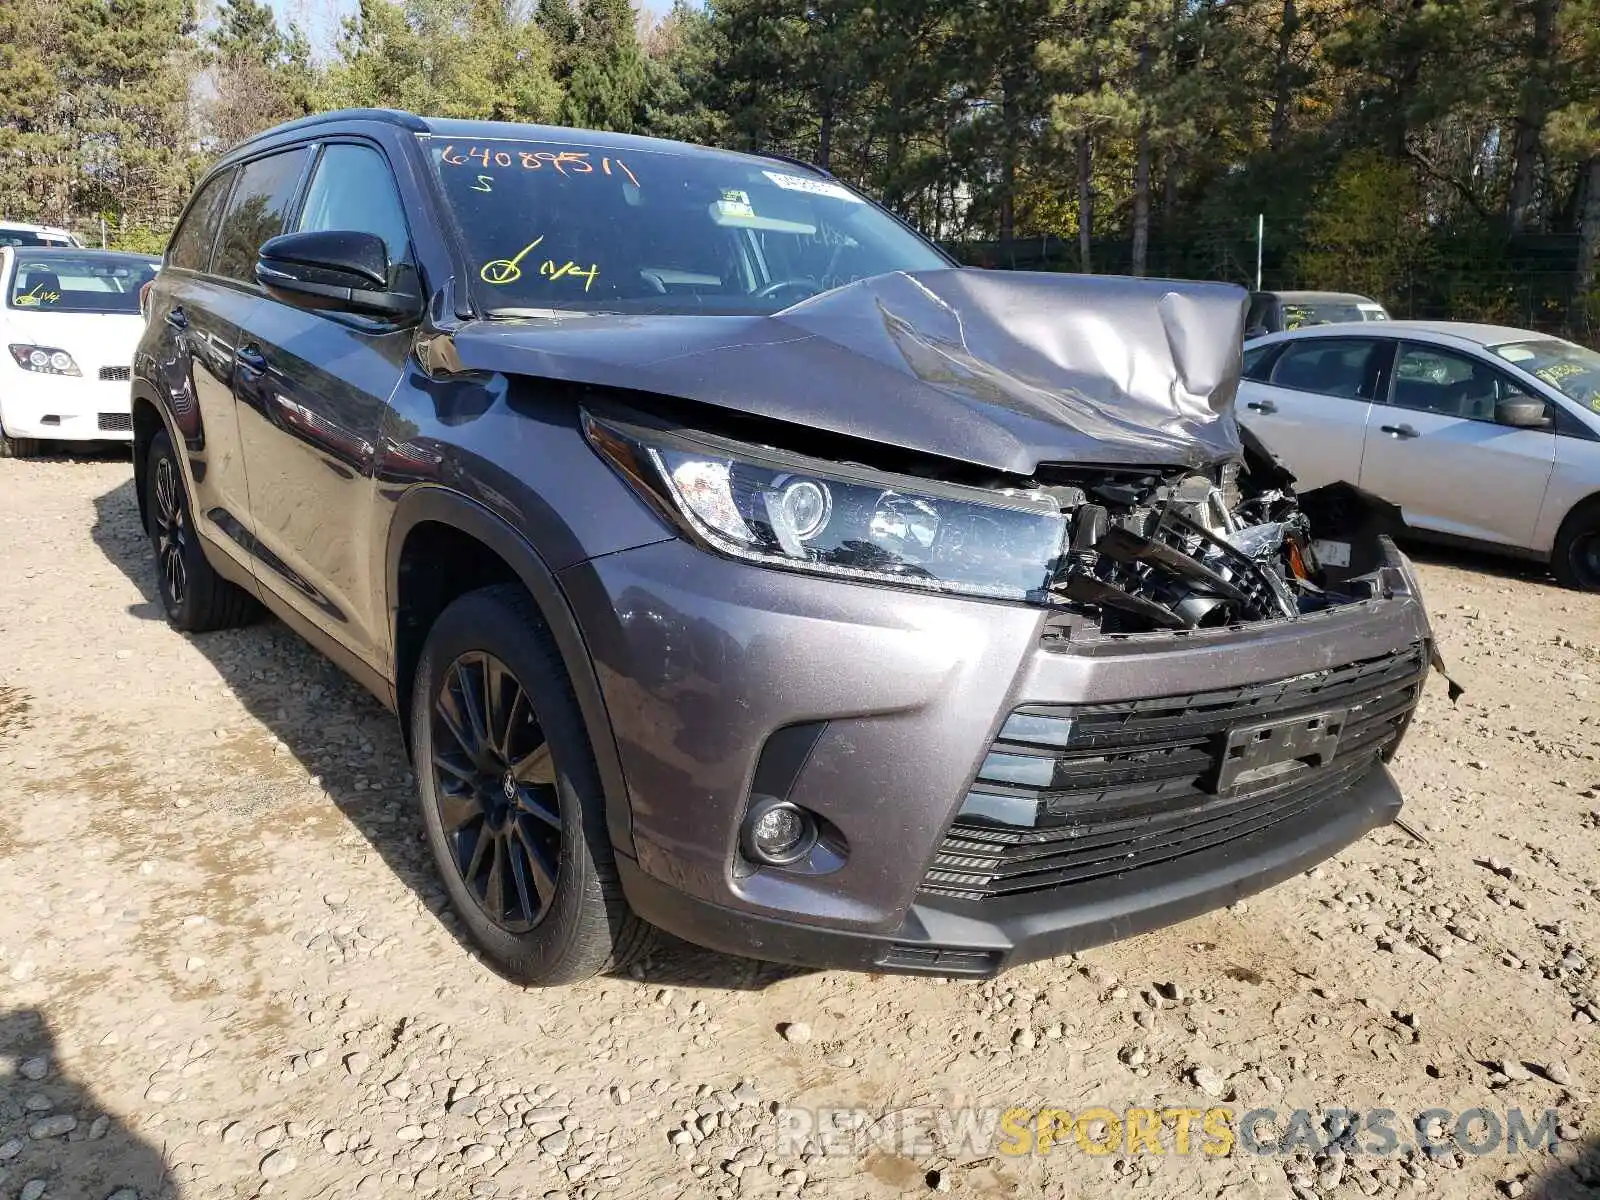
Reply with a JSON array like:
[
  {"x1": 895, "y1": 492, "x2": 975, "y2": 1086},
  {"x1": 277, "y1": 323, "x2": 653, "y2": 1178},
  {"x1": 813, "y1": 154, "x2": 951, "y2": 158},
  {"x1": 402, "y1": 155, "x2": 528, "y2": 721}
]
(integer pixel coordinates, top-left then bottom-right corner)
[
  {"x1": 411, "y1": 584, "x2": 651, "y2": 985},
  {"x1": 430, "y1": 651, "x2": 563, "y2": 932},
  {"x1": 152, "y1": 451, "x2": 189, "y2": 608},
  {"x1": 143, "y1": 428, "x2": 257, "y2": 632}
]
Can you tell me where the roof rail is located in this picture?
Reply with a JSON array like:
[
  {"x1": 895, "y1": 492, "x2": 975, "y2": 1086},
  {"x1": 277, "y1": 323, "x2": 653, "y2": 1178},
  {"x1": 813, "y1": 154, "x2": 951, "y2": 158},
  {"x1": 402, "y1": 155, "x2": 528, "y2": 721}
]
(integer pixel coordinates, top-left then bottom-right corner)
[
  {"x1": 232, "y1": 108, "x2": 428, "y2": 153},
  {"x1": 752, "y1": 150, "x2": 835, "y2": 180}
]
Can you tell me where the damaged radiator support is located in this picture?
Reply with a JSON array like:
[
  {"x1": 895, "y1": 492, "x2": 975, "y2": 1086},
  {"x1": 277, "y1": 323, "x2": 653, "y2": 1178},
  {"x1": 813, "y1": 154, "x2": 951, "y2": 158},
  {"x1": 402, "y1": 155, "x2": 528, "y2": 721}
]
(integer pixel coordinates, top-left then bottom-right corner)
[{"x1": 1045, "y1": 471, "x2": 1327, "y2": 634}]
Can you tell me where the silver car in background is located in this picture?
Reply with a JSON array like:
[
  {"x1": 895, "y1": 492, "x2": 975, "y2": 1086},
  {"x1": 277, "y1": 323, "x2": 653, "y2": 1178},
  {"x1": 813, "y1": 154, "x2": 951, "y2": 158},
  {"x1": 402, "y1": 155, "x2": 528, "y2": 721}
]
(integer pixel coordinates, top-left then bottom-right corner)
[{"x1": 1238, "y1": 321, "x2": 1600, "y2": 590}]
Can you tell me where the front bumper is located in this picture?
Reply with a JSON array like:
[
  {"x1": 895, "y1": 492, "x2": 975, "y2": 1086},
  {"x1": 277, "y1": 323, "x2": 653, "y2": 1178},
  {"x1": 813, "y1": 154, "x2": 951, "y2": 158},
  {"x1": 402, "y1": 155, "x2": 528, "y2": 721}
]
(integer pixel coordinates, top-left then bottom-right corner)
[
  {"x1": 0, "y1": 372, "x2": 134, "y2": 441},
  {"x1": 561, "y1": 537, "x2": 1432, "y2": 976}
]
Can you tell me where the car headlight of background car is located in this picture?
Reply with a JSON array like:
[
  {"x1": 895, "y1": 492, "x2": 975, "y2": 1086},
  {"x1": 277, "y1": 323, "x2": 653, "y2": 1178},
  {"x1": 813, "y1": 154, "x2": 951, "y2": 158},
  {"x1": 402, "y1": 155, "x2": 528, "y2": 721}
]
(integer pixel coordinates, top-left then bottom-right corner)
[
  {"x1": 8, "y1": 344, "x2": 82, "y2": 377},
  {"x1": 584, "y1": 412, "x2": 1066, "y2": 603}
]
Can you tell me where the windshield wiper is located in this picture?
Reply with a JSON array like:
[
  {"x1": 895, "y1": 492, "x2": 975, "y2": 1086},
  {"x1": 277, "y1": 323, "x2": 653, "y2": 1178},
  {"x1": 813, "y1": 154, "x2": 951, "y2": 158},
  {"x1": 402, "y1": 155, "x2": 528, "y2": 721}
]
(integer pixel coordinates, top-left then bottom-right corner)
[{"x1": 483, "y1": 307, "x2": 618, "y2": 319}]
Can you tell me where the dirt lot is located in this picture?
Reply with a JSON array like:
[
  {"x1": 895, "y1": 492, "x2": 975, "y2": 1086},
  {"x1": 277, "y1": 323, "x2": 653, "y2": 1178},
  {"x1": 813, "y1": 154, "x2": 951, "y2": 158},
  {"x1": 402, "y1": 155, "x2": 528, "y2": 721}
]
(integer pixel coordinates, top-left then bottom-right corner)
[{"x1": 0, "y1": 451, "x2": 1597, "y2": 1200}]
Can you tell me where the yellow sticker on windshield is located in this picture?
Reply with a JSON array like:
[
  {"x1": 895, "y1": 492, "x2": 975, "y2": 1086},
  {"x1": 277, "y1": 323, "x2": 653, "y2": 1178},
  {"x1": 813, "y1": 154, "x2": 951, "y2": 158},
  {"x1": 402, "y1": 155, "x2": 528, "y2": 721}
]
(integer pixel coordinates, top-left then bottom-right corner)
[
  {"x1": 13, "y1": 283, "x2": 59, "y2": 306},
  {"x1": 1536, "y1": 362, "x2": 1583, "y2": 384}
]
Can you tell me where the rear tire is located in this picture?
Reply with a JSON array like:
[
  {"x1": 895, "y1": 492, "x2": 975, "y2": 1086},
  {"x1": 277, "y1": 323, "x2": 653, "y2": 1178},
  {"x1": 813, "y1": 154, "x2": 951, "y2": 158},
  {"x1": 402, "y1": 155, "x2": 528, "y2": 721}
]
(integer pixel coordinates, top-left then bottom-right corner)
[
  {"x1": 412, "y1": 583, "x2": 651, "y2": 986},
  {"x1": 145, "y1": 429, "x2": 258, "y2": 630},
  {"x1": 1551, "y1": 498, "x2": 1600, "y2": 592}
]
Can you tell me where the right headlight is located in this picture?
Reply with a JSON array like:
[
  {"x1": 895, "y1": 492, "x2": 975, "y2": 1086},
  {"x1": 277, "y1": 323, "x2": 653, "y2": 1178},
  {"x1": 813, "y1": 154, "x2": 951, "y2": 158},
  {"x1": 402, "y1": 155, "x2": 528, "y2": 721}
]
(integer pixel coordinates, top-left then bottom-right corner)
[
  {"x1": 584, "y1": 412, "x2": 1066, "y2": 604},
  {"x1": 8, "y1": 344, "x2": 81, "y2": 376}
]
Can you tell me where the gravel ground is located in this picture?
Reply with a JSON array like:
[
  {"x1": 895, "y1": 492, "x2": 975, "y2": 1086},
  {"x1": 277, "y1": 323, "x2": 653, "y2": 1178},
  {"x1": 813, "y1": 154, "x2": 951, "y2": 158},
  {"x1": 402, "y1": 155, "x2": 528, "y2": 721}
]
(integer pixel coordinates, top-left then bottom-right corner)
[{"x1": 0, "y1": 451, "x2": 1597, "y2": 1200}]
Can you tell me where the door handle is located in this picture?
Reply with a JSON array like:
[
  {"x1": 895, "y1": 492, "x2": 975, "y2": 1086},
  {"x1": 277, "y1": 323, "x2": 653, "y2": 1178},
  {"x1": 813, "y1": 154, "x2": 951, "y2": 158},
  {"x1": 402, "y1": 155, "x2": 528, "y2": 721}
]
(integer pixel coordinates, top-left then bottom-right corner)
[
  {"x1": 236, "y1": 345, "x2": 268, "y2": 373},
  {"x1": 1380, "y1": 423, "x2": 1420, "y2": 439},
  {"x1": 164, "y1": 307, "x2": 188, "y2": 331},
  {"x1": 1245, "y1": 400, "x2": 1277, "y2": 414}
]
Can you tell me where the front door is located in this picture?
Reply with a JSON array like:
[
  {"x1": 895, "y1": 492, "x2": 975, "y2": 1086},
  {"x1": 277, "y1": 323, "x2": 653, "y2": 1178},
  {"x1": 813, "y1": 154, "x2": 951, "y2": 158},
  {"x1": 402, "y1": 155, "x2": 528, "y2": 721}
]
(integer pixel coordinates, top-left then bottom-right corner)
[{"x1": 1358, "y1": 340, "x2": 1557, "y2": 548}]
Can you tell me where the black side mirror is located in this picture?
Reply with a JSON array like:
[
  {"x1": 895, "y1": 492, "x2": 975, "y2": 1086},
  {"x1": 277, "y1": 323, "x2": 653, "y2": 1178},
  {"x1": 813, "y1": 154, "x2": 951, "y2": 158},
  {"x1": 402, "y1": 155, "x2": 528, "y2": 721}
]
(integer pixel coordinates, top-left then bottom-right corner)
[
  {"x1": 1244, "y1": 325, "x2": 1269, "y2": 340},
  {"x1": 256, "y1": 230, "x2": 421, "y2": 321},
  {"x1": 1495, "y1": 394, "x2": 1549, "y2": 428}
]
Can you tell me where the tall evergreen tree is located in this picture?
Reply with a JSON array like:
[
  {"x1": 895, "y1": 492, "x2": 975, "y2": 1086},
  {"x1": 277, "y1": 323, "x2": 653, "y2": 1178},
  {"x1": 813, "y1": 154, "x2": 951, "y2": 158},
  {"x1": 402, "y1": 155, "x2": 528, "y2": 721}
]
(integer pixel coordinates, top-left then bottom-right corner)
[
  {"x1": 58, "y1": 0, "x2": 197, "y2": 236},
  {"x1": 560, "y1": 0, "x2": 648, "y2": 132}
]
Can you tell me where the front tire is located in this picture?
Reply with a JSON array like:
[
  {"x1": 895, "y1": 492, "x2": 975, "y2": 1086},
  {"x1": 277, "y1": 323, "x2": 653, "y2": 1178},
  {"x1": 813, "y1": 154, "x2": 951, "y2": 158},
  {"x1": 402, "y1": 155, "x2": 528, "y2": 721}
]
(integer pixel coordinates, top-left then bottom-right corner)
[
  {"x1": 1551, "y1": 497, "x2": 1600, "y2": 592},
  {"x1": 0, "y1": 429, "x2": 41, "y2": 458},
  {"x1": 145, "y1": 429, "x2": 258, "y2": 630},
  {"x1": 412, "y1": 584, "x2": 650, "y2": 985}
]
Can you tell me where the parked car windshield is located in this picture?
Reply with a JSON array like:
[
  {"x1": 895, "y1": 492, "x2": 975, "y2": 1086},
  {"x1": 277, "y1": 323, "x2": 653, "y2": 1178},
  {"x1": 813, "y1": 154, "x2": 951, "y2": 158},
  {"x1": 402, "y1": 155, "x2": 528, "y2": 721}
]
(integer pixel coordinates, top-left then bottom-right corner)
[
  {"x1": 1492, "y1": 338, "x2": 1600, "y2": 409},
  {"x1": 1282, "y1": 300, "x2": 1388, "y2": 328},
  {"x1": 422, "y1": 135, "x2": 947, "y2": 315},
  {"x1": 6, "y1": 252, "x2": 156, "y2": 313},
  {"x1": 0, "y1": 226, "x2": 75, "y2": 248}
]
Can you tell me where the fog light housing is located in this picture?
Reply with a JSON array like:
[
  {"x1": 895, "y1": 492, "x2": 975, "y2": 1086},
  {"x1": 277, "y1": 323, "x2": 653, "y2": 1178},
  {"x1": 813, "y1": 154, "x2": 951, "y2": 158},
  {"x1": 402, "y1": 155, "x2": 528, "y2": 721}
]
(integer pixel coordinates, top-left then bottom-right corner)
[{"x1": 740, "y1": 797, "x2": 816, "y2": 866}]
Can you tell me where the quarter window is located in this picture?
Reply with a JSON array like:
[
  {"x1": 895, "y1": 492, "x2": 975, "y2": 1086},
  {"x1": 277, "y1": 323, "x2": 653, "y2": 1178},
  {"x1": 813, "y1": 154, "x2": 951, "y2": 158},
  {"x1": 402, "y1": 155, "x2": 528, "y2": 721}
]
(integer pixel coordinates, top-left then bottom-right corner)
[
  {"x1": 295, "y1": 144, "x2": 412, "y2": 276},
  {"x1": 167, "y1": 169, "x2": 234, "y2": 273},
  {"x1": 212, "y1": 149, "x2": 311, "y2": 284},
  {"x1": 1268, "y1": 338, "x2": 1383, "y2": 399}
]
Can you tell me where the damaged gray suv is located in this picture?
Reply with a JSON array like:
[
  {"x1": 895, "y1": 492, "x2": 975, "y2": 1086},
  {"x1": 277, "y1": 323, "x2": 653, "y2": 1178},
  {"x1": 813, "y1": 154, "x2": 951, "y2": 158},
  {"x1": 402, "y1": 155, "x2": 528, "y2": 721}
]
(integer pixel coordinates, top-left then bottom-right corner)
[{"x1": 133, "y1": 109, "x2": 1440, "y2": 984}]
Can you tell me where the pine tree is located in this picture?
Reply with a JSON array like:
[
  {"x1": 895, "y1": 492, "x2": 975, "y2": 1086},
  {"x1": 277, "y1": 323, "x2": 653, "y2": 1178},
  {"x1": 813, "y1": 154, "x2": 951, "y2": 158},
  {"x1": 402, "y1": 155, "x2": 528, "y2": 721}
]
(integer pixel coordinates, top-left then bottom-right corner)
[
  {"x1": 560, "y1": 0, "x2": 648, "y2": 132},
  {"x1": 0, "y1": 0, "x2": 70, "y2": 225},
  {"x1": 58, "y1": 0, "x2": 197, "y2": 237}
]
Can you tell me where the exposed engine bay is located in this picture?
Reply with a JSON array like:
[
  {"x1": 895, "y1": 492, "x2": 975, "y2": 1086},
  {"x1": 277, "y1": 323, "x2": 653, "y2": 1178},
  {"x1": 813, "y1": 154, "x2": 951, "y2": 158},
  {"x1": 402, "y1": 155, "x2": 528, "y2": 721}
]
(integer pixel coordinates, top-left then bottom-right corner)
[{"x1": 1032, "y1": 430, "x2": 1403, "y2": 639}]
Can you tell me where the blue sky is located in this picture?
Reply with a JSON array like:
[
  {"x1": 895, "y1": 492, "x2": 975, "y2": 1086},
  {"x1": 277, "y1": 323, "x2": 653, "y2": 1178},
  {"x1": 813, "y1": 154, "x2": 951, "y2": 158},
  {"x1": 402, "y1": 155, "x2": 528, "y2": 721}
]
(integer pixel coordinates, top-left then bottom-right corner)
[
  {"x1": 267, "y1": 0, "x2": 692, "y2": 60},
  {"x1": 268, "y1": 0, "x2": 354, "y2": 58}
]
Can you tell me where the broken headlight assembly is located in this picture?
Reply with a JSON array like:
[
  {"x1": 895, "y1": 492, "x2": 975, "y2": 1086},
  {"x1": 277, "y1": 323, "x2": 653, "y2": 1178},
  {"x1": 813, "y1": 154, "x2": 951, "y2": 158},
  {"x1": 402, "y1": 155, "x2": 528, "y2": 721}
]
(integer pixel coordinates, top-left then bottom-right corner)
[{"x1": 583, "y1": 413, "x2": 1067, "y2": 602}]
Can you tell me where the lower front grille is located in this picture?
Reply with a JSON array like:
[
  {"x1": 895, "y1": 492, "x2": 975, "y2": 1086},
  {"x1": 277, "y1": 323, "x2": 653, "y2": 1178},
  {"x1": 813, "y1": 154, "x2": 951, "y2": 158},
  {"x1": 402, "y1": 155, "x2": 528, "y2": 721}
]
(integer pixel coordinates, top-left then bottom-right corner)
[
  {"x1": 98, "y1": 412, "x2": 132, "y2": 432},
  {"x1": 922, "y1": 642, "x2": 1425, "y2": 902}
]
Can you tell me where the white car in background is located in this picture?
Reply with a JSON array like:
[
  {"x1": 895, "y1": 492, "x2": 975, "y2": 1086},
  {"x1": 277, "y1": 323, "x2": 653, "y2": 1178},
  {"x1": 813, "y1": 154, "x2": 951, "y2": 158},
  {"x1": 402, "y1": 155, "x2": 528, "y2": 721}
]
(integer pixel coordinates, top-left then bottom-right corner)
[
  {"x1": 1238, "y1": 321, "x2": 1600, "y2": 590},
  {"x1": 0, "y1": 221, "x2": 83, "y2": 248},
  {"x1": 0, "y1": 247, "x2": 159, "y2": 457}
]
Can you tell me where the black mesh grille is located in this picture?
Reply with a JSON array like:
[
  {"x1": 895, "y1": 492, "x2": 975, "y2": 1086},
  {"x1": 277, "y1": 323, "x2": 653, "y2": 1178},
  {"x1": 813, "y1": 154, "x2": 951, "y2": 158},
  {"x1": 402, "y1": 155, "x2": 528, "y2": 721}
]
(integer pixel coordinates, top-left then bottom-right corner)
[
  {"x1": 98, "y1": 366, "x2": 130, "y2": 382},
  {"x1": 922, "y1": 643, "x2": 1426, "y2": 902},
  {"x1": 97, "y1": 412, "x2": 132, "y2": 432}
]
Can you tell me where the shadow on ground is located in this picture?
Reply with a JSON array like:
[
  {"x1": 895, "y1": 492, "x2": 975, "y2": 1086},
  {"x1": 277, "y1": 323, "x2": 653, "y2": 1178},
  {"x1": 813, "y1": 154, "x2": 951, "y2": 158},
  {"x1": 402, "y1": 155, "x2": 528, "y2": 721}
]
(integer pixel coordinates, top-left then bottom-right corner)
[
  {"x1": 1526, "y1": 1133, "x2": 1600, "y2": 1199},
  {"x1": 88, "y1": 475, "x2": 803, "y2": 993},
  {"x1": 1397, "y1": 536, "x2": 1559, "y2": 588},
  {"x1": 1, "y1": 1009, "x2": 175, "y2": 1200}
]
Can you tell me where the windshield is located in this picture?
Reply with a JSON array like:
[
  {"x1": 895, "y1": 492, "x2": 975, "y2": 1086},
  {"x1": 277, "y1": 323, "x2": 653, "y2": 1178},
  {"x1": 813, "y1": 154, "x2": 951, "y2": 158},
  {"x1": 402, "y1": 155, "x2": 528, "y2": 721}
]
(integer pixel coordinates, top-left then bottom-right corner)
[
  {"x1": 1492, "y1": 339, "x2": 1600, "y2": 410},
  {"x1": 422, "y1": 135, "x2": 947, "y2": 316},
  {"x1": 1283, "y1": 300, "x2": 1388, "y2": 329},
  {"x1": 7, "y1": 253, "x2": 156, "y2": 314},
  {"x1": 0, "y1": 228, "x2": 75, "y2": 248}
]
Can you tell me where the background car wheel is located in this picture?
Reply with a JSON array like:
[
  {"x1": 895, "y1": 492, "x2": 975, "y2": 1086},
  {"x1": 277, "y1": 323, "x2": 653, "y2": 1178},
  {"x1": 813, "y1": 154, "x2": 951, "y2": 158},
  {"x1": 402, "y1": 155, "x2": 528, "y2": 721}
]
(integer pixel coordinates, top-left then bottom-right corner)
[
  {"x1": 412, "y1": 584, "x2": 652, "y2": 986},
  {"x1": 0, "y1": 429, "x2": 41, "y2": 458},
  {"x1": 1551, "y1": 497, "x2": 1600, "y2": 592},
  {"x1": 145, "y1": 429, "x2": 259, "y2": 630}
]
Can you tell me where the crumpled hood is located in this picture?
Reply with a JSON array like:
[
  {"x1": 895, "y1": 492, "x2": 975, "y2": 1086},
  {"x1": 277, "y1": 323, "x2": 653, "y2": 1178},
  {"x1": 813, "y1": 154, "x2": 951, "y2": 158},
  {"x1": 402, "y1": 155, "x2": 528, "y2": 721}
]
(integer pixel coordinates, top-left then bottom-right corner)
[{"x1": 445, "y1": 269, "x2": 1249, "y2": 475}]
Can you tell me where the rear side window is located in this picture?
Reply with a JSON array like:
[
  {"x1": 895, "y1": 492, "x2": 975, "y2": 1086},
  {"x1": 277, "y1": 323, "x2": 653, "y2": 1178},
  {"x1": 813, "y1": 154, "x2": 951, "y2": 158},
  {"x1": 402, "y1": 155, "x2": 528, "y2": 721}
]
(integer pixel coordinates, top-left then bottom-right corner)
[
  {"x1": 294, "y1": 144, "x2": 412, "y2": 275},
  {"x1": 1242, "y1": 343, "x2": 1283, "y2": 381},
  {"x1": 1269, "y1": 338, "x2": 1382, "y2": 399},
  {"x1": 168, "y1": 170, "x2": 235, "y2": 273},
  {"x1": 212, "y1": 149, "x2": 311, "y2": 284}
]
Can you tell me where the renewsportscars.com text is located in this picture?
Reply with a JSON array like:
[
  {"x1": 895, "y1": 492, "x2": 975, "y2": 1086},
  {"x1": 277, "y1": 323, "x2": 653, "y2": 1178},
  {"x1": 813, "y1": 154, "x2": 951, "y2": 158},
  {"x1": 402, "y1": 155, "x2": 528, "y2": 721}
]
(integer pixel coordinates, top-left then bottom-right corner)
[{"x1": 772, "y1": 1105, "x2": 1563, "y2": 1159}]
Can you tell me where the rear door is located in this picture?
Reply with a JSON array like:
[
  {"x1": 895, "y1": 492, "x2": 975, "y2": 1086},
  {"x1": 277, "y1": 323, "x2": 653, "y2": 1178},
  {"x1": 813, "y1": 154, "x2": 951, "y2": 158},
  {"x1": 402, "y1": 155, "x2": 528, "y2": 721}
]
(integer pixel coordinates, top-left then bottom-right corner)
[
  {"x1": 146, "y1": 151, "x2": 310, "y2": 570},
  {"x1": 1235, "y1": 335, "x2": 1393, "y2": 488},
  {"x1": 1358, "y1": 340, "x2": 1556, "y2": 547},
  {"x1": 233, "y1": 140, "x2": 416, "y2": 667}
]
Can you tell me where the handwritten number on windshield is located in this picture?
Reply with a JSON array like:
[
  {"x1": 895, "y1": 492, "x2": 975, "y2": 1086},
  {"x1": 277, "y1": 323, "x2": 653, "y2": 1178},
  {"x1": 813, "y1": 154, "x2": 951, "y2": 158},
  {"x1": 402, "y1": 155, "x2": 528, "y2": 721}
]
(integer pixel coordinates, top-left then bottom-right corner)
[
  {"x1": 481, "y1": 236, "x2": 600, "y2": 293},
  {"x1": 441, "y1": 145, "x2": 639, "y2": 188}
]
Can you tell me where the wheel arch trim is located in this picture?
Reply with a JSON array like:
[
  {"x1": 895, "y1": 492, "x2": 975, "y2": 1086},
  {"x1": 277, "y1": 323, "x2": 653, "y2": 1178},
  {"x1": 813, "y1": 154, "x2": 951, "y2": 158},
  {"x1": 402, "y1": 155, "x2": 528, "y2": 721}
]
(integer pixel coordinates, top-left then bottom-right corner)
[{"x1": 385, "y1": 485, "x2": 636, "y2": 856}]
